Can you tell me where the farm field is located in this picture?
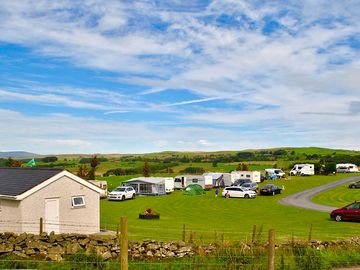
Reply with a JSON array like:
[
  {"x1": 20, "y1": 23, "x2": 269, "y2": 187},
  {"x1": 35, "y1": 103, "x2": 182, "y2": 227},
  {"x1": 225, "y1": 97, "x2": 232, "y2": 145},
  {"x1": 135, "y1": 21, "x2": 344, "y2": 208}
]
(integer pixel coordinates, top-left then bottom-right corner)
[
  {"x1": 100, "y1": 174, "x2": 360, "y2": 243},
  {"x1": 312, "y1": 174, "x2": 360, "y2": 207}
]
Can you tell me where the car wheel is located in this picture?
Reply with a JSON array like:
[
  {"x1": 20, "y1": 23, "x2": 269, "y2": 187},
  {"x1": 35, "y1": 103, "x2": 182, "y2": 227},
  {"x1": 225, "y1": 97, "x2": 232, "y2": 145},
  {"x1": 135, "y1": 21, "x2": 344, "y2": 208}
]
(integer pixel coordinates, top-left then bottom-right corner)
[
  {"x1": 132, "y1": 194, "x2": 135, "y2": 199},
  {"x1": 335, "y1": 214, "x2": 342, "y2": 222},
  {"x1": 244, "y1": 194, "x2": 250, "y2": 199},
  {"x1": 351, "y1": 186, "x2": 356, "y2": 189},
  {"x1": 121, "y1": 195, "x2": 125, "y2": 201}
]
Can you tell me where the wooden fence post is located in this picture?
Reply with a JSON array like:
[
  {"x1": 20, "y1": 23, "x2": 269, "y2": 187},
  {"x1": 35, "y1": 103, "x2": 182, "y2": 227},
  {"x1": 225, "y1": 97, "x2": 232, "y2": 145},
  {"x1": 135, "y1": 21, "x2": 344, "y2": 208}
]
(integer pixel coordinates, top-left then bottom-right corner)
[
  {"x1": 39, "y1": 217, "x2": 43, "y2": 234},
  {"x1": 189, "y1": 230, "x2": 194, "y2": 244},
  {"x1": 252, "y1": 225, "x2": 257, "y2": 244},
  {"x1": 120, "y1": 216, "x2": 128, "y2": 270},
  {"x1": 308, "y1": 224, "x2": 313, "y2": 243},
  {"x1": 268, "y1": 229, "x2": 275, "y2": 270},
  {"x1": 182, "y1": 224, "x2": 186, "y2": 242}
]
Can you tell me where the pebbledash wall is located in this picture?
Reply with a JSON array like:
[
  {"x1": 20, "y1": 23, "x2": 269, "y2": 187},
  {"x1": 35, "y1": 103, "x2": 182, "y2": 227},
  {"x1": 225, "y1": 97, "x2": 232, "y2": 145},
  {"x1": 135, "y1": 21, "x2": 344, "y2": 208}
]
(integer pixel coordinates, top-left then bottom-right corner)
[{"x1": 0, "y1": 174, "x2": 100, "y2": 234}]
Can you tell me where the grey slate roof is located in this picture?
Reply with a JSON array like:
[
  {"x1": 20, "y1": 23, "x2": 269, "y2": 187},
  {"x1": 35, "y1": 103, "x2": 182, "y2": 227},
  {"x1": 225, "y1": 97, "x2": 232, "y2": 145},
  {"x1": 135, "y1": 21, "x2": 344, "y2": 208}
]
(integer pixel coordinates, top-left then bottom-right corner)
[{"x1": 0, "y1": 168, "x2": 64, "y2": 196}]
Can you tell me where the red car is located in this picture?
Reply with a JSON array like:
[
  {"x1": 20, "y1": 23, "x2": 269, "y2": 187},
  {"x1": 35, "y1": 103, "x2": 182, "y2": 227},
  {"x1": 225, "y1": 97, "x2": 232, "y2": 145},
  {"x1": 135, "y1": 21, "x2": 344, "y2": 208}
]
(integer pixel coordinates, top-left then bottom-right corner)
[{"x1": 330, "y1": 201, "x2": 360, "y2": 222}]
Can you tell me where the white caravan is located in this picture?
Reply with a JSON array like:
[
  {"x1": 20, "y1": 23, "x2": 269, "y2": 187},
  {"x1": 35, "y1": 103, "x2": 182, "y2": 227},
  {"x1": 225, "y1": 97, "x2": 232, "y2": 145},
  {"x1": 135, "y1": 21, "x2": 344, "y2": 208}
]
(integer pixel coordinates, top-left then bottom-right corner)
[
  {"x1": 174, "y1": 175, "x2": 212, "y2": 189},
  {"x1": 164, "y1": 177, "x2": 175, "y2": 193},
  {"x1": 203, "y1": 172, "x2": 231, "y2": 187},
  {"x1": 290, "y1": 164, "x2": 315, "y2": 176},
  {"x1": 264, "y1": 169, "x2": 286, "y2": 178},
  {"x1": 88, "y1": 180, "x2": 108, "y2": 198},
  {"x1": 232, "y1": 171, "x2": 261, "y2": 183},
  {"x1": 336, "y1": 164, "x2": 359, "y2": 173}
]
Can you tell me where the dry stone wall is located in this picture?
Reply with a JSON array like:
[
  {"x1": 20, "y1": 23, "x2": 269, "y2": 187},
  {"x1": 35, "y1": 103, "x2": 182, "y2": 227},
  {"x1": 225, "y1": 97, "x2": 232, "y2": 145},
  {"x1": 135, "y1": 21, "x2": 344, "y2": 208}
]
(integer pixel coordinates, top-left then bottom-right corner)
[
  {"x1": 1, "y1": 232, "x2": 359, "y2": 262},
  {"x1": 0, "y1": 232, "x2": 215, "y2": 261}
]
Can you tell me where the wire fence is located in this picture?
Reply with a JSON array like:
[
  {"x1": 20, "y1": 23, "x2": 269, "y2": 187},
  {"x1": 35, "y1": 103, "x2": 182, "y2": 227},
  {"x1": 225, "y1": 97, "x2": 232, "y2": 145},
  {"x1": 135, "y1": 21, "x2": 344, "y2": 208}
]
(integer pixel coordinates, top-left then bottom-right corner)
[{"x1": 0, "y1": 218, "x2": 359, "y2": 270}]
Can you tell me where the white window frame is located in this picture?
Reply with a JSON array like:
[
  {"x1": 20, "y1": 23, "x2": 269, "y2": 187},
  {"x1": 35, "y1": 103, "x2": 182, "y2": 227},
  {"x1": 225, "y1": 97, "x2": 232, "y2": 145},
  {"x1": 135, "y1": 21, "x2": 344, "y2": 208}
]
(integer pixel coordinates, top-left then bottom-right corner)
[{"x1": 71, "y1": 196, "x2": 85, "y2": 208}]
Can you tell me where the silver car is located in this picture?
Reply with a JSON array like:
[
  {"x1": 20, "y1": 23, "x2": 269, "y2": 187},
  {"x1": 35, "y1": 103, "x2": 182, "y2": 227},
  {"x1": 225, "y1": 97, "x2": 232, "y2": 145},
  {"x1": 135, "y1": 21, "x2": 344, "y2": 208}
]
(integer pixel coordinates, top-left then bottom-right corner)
[{"x1": 240, "y1": 182, "x2": 258, "y2": 192}]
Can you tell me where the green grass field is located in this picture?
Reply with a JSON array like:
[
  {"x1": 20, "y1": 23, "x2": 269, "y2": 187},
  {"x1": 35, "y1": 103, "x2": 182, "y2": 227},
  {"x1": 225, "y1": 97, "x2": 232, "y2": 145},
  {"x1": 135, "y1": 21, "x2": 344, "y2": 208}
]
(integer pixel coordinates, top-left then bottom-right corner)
[
  {"x1": 100, "y1": 174, "x2": 360, "y2": 243},
  {"x1": 312, "y1": 175, "x2": 360, "y2": 207}
]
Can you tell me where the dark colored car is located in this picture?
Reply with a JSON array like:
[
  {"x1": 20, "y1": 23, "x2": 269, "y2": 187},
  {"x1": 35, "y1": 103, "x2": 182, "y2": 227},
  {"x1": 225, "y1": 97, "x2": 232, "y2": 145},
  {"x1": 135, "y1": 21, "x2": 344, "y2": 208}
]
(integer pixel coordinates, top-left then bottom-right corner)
[
  {"x1": 330, "y1": 201, "x2": 360, "y2": 222},
  {"x1": 260, "y1": 184, "x2": 282, "y2": 196},
  {"x1": 348, "y1": 181, "x2": 360, "y2": 189}
]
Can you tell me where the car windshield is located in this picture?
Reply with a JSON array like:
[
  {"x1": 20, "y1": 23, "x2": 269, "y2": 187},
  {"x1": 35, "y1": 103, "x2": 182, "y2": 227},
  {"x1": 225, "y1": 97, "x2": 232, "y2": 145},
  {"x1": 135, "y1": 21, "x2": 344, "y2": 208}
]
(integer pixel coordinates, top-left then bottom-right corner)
[{"x1": 115, "y1": 188, "x2": 126, "y2": 192}]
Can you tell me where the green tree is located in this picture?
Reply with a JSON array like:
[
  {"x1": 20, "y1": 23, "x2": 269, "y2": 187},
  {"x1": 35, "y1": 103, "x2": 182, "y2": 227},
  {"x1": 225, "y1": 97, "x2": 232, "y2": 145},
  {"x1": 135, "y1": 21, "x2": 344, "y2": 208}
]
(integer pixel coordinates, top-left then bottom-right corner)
[
  {"x1": 77, "y1": 164, "x2": 89, "y2": 178},
  {"x1": 324, "y1": 163, "x2": 336, "y2": 175},
  {"x1": 87, "y1": 155, "x2": 100, "y2": 180},
  {"x1": 5, "y1": 158, "x2": 21, "y2": 167},
  {"x1": 236, "y1": 163, "x2": 249, "y2": 171},
  {"x1": 143, "y1": 161, "x2": 151, "y2": 177}
]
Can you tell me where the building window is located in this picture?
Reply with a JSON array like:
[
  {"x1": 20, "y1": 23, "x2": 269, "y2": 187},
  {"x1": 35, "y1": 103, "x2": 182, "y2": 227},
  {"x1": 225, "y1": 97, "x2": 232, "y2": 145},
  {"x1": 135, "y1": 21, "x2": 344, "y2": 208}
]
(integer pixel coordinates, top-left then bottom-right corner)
[{"x1": 72, "y1": 196, "x2": 85, "y2": 207}]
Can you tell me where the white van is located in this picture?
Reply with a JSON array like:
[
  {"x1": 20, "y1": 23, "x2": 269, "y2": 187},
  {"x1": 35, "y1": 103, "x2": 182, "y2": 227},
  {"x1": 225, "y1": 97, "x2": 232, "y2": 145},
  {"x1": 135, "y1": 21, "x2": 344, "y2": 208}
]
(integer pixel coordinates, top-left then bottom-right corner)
[
  {"x1": 290, "y1": 164, "x2": 315, "y2": 176},
  {"x1": 336, "y1": 164, "x2": 359, "y2": 173}
]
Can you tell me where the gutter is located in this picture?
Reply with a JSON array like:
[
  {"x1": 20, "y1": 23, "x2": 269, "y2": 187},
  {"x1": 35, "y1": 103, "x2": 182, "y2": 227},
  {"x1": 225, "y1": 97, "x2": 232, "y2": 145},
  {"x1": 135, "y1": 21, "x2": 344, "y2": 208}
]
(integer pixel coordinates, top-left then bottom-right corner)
[{"x1": 0, "y1": 195, "x2": 18, "y2": 200}]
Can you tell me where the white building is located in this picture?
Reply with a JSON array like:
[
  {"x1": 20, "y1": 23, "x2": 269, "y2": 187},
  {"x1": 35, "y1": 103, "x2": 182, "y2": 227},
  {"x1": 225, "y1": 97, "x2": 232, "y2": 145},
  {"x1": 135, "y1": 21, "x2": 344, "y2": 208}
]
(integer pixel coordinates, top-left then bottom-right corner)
[{"x1": 0, "y1": 168, "x2": 102, "y2": 234}]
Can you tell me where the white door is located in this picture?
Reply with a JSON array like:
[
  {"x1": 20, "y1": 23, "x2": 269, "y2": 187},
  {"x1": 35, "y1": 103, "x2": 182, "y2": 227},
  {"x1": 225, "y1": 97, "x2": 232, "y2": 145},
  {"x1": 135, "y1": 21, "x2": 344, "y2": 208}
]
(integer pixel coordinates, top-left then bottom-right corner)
[{"x1": 45, "y1": 198, "x2": 60, "y2": 233}]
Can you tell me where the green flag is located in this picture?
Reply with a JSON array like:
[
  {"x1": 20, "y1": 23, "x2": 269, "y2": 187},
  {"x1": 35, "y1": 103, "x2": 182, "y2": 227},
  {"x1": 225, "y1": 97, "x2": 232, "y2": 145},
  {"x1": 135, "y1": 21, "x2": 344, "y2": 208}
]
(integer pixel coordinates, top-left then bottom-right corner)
[{"x1": 27, "y1": 158, "x2": 36, "y2": 167}]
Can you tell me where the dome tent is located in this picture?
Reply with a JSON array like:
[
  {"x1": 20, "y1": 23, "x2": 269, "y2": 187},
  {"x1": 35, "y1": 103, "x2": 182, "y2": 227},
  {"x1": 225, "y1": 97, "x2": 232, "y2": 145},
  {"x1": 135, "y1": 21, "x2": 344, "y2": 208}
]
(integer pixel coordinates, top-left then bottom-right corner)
[{"x1": 183, "y1": 184, "x2": 205, "y2": 196}]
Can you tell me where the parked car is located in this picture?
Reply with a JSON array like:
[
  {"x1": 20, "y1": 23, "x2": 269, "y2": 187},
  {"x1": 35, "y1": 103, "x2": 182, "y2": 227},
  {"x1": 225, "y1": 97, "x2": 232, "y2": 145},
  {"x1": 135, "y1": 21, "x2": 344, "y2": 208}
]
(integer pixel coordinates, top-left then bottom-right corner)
[
  {"x1": 240, "y1": 182, "x2": 259, "y2": 192},
  {"x1": 233, "y1": 179, "x2": 252, "y2": 186},
  {"x1": 348, "y1": 181, "x2": 360, "y2": 189},
  {"x1": 222, "y1": 187, "x2": 256, "y2": 199},
  {"x1": 108, "y1": 186, "x2": 136, "y2": 201},
  {"x1": 330, "y1": 201, "x2": 360, "y2": 222},
  {"x1": 260, "y1": 184, "x2": 282, "y2": 196}
]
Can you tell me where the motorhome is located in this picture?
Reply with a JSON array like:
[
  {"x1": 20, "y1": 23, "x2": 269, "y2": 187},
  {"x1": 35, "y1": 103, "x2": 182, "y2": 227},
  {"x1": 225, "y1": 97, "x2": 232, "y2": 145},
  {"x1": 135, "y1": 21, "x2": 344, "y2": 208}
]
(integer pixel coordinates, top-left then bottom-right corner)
[
  {"x1": 264, "y1": 169, "x2": 286, "y2": 179},
  {"x1": 336, "y1": 164, "x2": 359, "y2": 173},
  {"x1": 174, "y1": 175, "x2": 212, "y2": 190},
  {"x1": 290, "y1": 164, "x2": 315, "y2": 176}
]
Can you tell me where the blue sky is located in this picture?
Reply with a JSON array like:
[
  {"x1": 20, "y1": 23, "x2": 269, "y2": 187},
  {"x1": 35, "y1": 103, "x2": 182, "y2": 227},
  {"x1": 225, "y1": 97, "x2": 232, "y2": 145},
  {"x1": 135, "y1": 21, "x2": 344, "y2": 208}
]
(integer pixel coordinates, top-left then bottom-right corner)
[{"x1": 0, "y1": 0, "x2": 360, "y2": 154}]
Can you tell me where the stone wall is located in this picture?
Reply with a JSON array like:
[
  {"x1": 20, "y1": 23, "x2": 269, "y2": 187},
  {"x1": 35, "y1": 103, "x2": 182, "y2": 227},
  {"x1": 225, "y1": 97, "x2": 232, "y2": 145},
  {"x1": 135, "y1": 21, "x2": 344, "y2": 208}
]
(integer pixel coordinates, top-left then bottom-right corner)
[
  {"x1": 0, "y1": 232, "x2": 215, "y2": 261},
  {"x1": 0, "y1": 232, "x2": 359, "y2": 262}
]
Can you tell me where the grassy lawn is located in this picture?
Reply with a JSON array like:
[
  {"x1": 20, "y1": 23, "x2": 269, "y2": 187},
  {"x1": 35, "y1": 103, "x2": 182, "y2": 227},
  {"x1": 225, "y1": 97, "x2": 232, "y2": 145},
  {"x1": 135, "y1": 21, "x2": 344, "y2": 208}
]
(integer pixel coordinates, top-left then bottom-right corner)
[
  {"x1": 312, "y1": 174, "x2": 360, "y2": 207},
  {"x1": 100, "y1": 174, "x2": 359, "y2": 243}
]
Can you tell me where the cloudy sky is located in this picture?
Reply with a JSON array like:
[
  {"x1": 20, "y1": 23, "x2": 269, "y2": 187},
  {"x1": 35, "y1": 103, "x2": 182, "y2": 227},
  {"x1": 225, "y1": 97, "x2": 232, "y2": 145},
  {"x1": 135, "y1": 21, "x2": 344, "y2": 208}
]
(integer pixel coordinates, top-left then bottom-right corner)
[{"x1": 0, "y1": 0, "x2": 359, "y2": 154}]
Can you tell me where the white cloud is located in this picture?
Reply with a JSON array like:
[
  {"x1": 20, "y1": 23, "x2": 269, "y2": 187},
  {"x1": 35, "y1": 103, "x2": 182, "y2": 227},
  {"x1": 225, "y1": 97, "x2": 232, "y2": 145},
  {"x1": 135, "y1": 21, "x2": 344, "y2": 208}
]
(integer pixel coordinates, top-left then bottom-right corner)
[{"x1": 0, "y1": 1, "x2": 360, "y2": 152}]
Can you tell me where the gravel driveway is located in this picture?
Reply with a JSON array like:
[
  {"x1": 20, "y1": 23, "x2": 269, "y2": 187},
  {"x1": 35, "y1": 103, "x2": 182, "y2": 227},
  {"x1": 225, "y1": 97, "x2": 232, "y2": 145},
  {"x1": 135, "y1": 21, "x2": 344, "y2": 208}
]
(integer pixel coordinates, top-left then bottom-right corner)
[{"x1": 279, "y1": 175, "x2": 360, "y2": 212}]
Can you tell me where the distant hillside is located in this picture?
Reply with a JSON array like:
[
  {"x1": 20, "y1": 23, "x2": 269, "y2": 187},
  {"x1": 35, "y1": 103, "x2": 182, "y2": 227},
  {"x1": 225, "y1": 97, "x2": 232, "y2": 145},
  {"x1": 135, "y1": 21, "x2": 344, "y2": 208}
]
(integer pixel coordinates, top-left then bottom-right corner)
[
  {"x1": 0, "y1": 151, "x2": 39, "y2": 158},
  {"x1": 54, "y1": 147, "x2": 360, "y2": 160}
]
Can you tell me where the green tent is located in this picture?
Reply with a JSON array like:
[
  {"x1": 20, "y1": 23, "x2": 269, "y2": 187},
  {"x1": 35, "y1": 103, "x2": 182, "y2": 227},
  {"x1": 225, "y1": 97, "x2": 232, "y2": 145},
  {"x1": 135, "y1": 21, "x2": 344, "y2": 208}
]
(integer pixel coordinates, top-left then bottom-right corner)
[{"x1": 183, "y1": 184, "x2": 205, "y2": 196}]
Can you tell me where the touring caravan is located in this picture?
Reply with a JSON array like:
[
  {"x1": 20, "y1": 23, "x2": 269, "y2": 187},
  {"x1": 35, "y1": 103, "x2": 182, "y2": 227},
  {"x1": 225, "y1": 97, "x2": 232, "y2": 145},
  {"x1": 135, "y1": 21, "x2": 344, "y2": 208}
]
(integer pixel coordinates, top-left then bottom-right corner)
[
  {"x1": 88, "y1": 180, "x2": 108, "y2": 198},
  {"x1": 290, "y1": 164, "x2": 315, "y2": 176},
  {"x1": 336, "y1": 164, "x2": 359, "y2": 173},
  {"x1": 174, "y1": 175, "x2": 212, "y2": 190},
  {"x1": 233, "y1": 171, "x2": 261, "y2": 183}
]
